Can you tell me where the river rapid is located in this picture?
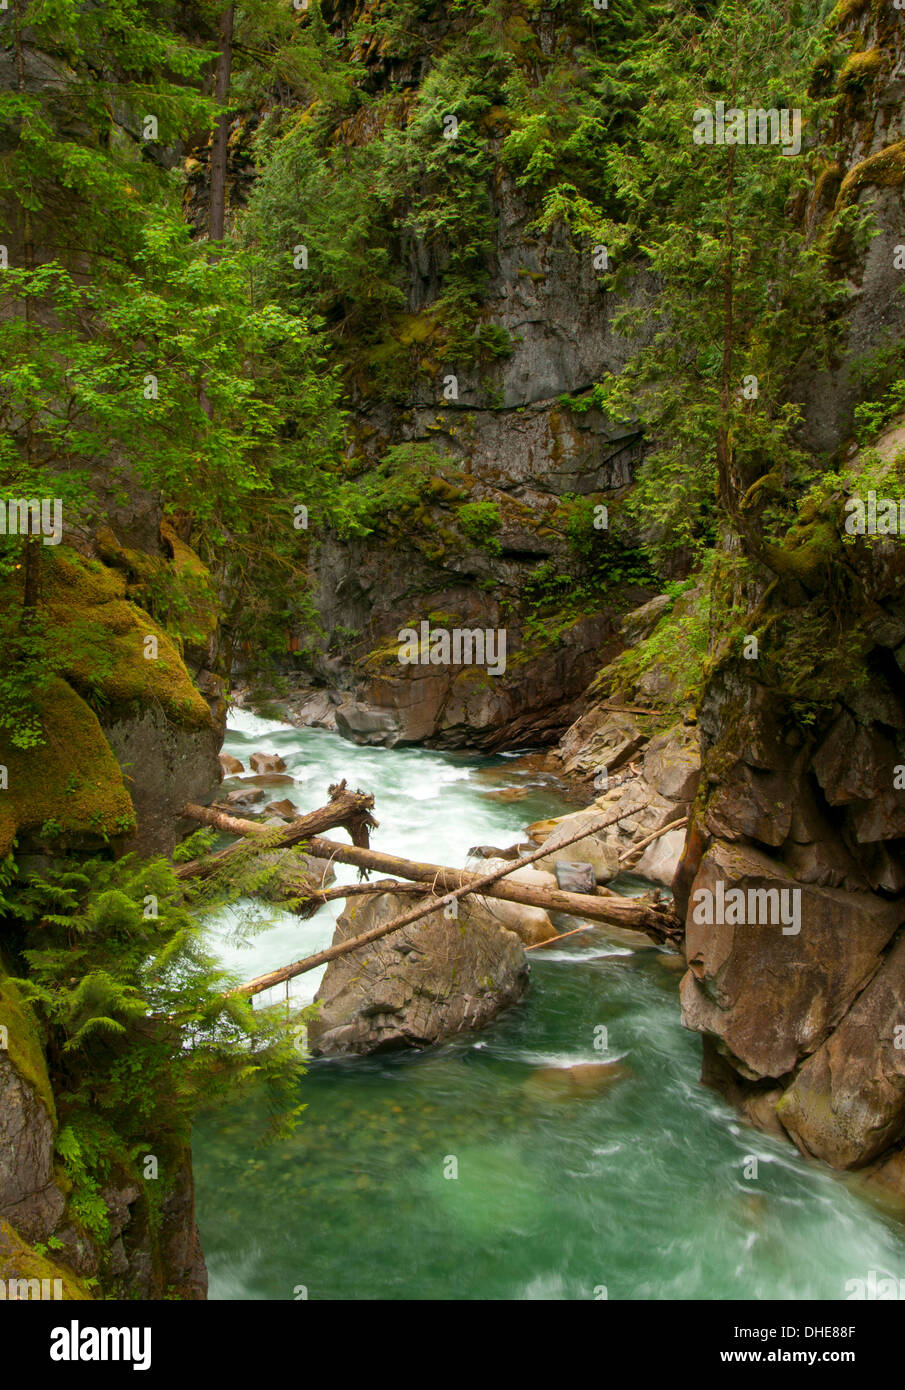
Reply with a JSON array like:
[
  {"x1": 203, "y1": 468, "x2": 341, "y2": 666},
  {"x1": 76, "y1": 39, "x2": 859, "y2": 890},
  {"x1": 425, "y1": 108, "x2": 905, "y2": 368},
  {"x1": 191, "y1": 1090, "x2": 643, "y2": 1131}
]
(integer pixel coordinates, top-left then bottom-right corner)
[{"x1": 192, "y1": 708, "x2": 905, "y2": 1300}]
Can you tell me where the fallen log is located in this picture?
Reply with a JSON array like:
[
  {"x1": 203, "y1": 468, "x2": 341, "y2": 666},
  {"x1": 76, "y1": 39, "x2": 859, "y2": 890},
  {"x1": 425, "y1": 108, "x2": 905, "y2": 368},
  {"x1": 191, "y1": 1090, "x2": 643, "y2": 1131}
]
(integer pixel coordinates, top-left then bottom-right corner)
[
  {"x1": 300, "y1": 837, "x2": 678, "y2": 937},
  {"x1": 188, "y1": 812, "x2": 682, "y2": 1001},
  {"x1": 180, "y1": 798, "x2": 678, "y2": 939},
  {"x1": 175, "y1": 780, "x2": 377, "y2": 882},
  {"x1": 617, "y1": 816, "x2": 688, "y2": 865}
]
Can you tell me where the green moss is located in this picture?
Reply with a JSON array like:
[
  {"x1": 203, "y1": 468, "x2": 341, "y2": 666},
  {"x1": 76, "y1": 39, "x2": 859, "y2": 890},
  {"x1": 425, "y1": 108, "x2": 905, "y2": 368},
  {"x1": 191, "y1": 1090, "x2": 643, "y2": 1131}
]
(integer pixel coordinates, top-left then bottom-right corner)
[
  {"x1": 43, "y1": 549, "x2": 212, "y2": 729},
  {"x1": 828, "y1": 0, "x2": 871, "y2": 26},
  {"x1": 762, "y1": 518, "x2": 839, "y2": 586},
  {"x1": 0, "y1": 1220, "x2": 92, "y2": 1300},
  {"x1": 837, "y1": 48, "x2": 883, "y2": 93},
  {"x1": 836, "y1": 141, "x2": 905, "y2": 207},
  {"x1": 0, "y1": 960, "x2": 56, "y2": 1122},
  {"x1": 0, "y1": 676, "x2": 135, "y2": 857}
]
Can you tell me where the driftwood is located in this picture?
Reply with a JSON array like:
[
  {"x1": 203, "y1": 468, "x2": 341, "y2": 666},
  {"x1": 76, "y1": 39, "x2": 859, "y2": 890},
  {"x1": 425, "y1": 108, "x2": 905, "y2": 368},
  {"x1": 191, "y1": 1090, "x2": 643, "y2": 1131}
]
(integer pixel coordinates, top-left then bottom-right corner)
[
  {"x1": 617, "y1": 816, "x2": 688, "y2": 865},
  {"x1": 175, "y1": 780, "x2": 377, "y2": 882},
  {"x1": 179, "y1": 796, "x2": 681, "y2": 1000},
  {"x1": 180, "y1": 801, "x2": 678, "y2": 938}
]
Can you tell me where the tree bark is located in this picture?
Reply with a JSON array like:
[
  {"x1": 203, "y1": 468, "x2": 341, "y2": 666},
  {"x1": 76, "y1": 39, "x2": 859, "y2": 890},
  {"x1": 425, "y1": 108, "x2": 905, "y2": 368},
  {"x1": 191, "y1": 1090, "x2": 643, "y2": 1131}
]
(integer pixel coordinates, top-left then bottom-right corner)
[
  {"x1": 176, "y1": 781, "x2": 377, "y2": 881},
  {"x1": 208, "y1": 4, "x2": 235, "y2": 242}
]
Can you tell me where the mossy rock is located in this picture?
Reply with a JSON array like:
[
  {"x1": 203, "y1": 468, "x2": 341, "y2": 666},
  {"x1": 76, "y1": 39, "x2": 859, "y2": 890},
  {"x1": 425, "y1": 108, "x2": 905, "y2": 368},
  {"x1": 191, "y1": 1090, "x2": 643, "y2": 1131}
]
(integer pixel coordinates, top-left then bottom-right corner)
[
  {"x1": 0, "y1": 676, "x2": 135, "y2": 857},
  {"x1": 837, "y1": 48, "x2": 883, "y2": 93},
  {"x1": 762, "y1": 519, "x2": 839, "y2": 587},
  {"x1": 0, "y1": 1220, "x2": 92, "y2": 1300},
  {"x1": 43, "y1": 549, "x2": 211, "y2": 729},
  {"x1": 836, "y1": 141, "x2": 905, "y2": 208},
  {"x1": 0, "y1": 959, "x2": 55, "y2": 1122},
  {"x1": 828, "y1": 0, "x2": 871, "y2": 26}
]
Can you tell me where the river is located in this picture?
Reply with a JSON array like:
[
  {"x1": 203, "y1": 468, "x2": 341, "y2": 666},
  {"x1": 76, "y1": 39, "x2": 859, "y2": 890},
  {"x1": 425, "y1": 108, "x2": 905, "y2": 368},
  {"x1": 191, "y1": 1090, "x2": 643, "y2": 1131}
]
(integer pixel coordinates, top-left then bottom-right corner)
[{"x1": 192, "y1": 708, "x2": 905, "y2": 1300}]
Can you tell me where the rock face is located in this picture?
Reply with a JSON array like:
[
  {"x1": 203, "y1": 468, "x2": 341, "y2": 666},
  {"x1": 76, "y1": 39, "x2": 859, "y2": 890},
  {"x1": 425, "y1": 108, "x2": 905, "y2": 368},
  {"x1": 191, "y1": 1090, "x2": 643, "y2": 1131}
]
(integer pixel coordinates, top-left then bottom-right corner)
[
  {"x1": 666, "y1": 0, "x2": 905, "y2": 1178},
  {"x1": 0, "y1": 967, "x2": 207, "y2": 1299},
  {"x1": 330, "y1": 611, "x2": 625, "y2": 751},
  {"x1": 308, "y1": 891, "x2": 529, "y2": 1056}
]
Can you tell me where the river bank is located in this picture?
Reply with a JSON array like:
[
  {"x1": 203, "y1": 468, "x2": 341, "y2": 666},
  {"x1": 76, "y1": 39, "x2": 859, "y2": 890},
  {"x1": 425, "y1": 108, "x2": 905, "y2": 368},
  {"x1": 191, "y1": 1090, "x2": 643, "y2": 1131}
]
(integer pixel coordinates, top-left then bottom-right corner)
[{"x1": 192, "y1": 708, "x2": 905, "y2": 1301}]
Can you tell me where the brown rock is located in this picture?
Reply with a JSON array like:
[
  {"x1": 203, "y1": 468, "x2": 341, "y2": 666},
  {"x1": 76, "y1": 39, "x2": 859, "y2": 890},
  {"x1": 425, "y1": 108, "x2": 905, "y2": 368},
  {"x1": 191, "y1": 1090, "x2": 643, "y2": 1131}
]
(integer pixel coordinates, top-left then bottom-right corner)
[
  {"x1": 264, "y1": 799, "x2": 297, "y2": 821},
  {"x1": 778, "y1": 934, "x2": 905, "y2": 1168},
  {"x1": 220, "y1": 787, "x2": 265, "y2": 810},
  {"x1": 522, "y1": 1060, "x2": 630, "y2": 1102},
  {"x1": 218, "y1": 753, "x2": 244, "y2": 775},
  {"x1": 680, "y1": 839, "x2": 904, "y2": 1078},
  {"x1": 248, "y1": 751, "x2": 287, "y2": 773}
]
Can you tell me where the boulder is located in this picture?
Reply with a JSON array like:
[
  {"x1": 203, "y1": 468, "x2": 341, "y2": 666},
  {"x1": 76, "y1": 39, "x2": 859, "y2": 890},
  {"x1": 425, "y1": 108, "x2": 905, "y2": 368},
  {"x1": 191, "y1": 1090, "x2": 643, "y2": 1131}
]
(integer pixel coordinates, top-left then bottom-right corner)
[
  {"x1": 527, "y1": 810, "x2": 620, "y2": 883},
  {"x1": 237, "y1": 773, "x2": 295, "y2": 786},
  {"x1": 777, "y1": 934, "x2": 905, "y2": 1168},
  {"x1": 553, "y1": 860, "x2": 596, "y2": 894},
  {"x1": 334, "y1": 701, "x2": 403, "y2": 746},
  {"x1": 634, "y1": 828, "x2": 686, "y2": 886},
  {"x1": 308, "y1": 891, "x2": 529, "y2": 1056},
  {"x1": 218, "y1": 753, "x2": 244, "y2": 775},
  {"x1": 681, "y1": 839, "x2": 905, "y2": 1079},
  {"x1": 248, "y1": 752, "x2": 287, "y2": 773},
  {"x1": 264, "y1": 799, "x2": 297, "y2": 821},
  {"x1": 220, "y1": 787, "x2": 265, "y2": 810}
]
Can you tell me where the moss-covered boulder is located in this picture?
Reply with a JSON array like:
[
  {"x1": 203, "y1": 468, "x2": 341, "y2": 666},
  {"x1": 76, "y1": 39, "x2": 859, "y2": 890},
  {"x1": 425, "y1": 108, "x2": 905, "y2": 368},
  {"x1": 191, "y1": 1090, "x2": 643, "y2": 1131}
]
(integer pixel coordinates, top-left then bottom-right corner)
[
  {"x1": 0, "y1": 1220, "x2": 91, "y2": 1300},
  {"x1": 0, "y1": 964, "x2": 65, "y2": 1244},
  {"x1": 0, "y1": 676, "x2": 135, "y2": 858}
]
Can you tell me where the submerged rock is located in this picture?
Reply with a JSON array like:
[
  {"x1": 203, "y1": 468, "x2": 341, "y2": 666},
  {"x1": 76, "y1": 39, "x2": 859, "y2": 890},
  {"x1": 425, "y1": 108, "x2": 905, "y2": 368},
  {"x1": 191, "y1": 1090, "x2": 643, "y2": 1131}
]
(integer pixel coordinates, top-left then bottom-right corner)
[
  {"x1": 522, "y1": 1060, "x2": 630, "y2": 1102},
  {"x1": 249, "y1": 751, "x2": 286, "y2": 773},
  {"x1": 308, "y1": 891, "x2": 529, "y2": 1056}
]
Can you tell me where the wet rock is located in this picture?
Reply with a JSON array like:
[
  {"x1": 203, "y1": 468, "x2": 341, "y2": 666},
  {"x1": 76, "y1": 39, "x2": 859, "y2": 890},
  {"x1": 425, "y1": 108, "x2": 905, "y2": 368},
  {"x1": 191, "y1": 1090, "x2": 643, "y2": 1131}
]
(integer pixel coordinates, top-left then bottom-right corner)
[
  {"x1": 218, "y1": 753, "x2": 244, "y2": 775},
  {"x1": 248, "y1": 751, "x2": 287, "y2": 773},
  {"x1": 220, "y1": 787, "x2": 265, "y2": 810},
  {"x1": 522, "y1": 1060, "x2": 630, "y2": 1102},
  {"x1": 681, "y1": 839, "x2": 905, "y2": 1079},
  {"x1": 527, "y1": 809, "x2": 621, "y2": 882},
  {"x1": 264, "y1": 799, "x2": 297, "y2": 821},
  {"x1": 236, "y1": 773, "x2": 295, "y2": 786},
  {"x1": 553, "y1": 860, "x2": 596, "y2": 894},
  {"x1": 309, "y1": 891, "x2": 529, "y2": 1056},
  {"x1": 778, "y1": 933, "x2": 905, "y2": 1168},
  {"x1": 335, "y1": 700, "x2": 403, "y2": 746}
]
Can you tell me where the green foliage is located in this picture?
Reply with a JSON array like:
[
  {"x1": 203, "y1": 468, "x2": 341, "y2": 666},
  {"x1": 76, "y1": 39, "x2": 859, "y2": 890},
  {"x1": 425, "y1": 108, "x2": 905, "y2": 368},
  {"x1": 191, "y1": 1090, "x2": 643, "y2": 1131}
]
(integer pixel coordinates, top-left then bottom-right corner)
[
  {"x1": 458, "y1": 500, "x2": 502, "y2": 552},
  {"x1": 853, "y1": 380, "x2": 905, "y2": 444},
  {"x1": 585, "y1": 0, "x2": 846, "y2": 567},
  {"x1": 0, "y1": 852, "x2": 312, "y2": 1239}
]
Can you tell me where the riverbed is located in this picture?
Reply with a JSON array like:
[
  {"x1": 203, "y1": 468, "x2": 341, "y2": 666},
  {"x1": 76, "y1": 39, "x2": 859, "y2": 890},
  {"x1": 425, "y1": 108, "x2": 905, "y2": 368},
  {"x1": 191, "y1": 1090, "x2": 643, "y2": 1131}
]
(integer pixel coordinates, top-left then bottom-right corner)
[{"x1": 192, "y1": 709, "x2": 905, "y2": 1300}]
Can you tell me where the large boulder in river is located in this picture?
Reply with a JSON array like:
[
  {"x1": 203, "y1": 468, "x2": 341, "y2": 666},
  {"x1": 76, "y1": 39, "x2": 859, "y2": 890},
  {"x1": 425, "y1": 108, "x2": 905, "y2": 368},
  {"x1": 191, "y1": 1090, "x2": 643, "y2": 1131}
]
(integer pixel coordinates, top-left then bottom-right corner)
[
  {"x1": 308, "y1": 891, "x2": 529, "y2": 1056},
  {"x1": 527, "y1": 809, "x2": 621, "y2": 883},
  {"x1": 463, "y1": 856, "x2": 557, "y2": 945},
  {"x1": 249, "y1": 751, "x2": 286, "y2": 773}
]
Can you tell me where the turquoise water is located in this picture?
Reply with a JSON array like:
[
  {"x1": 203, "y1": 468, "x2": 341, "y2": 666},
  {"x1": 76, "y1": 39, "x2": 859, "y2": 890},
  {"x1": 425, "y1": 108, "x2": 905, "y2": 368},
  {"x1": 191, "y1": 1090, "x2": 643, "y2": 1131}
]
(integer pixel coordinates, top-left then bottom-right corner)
[{"x1": 192, "y1": 709, "x2": 905, "y2": 1300}]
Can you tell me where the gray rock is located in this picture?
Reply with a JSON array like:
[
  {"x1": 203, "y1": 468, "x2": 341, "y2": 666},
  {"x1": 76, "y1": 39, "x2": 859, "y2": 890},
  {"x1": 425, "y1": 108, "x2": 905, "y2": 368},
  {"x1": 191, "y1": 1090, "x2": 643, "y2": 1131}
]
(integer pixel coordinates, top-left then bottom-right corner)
[
  {"x1": 308, "y1": 891, "x2": 529, "y2": 1055},
  {"x1": 553, "y1": 860, "x2": 596, "y2": 894}
]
